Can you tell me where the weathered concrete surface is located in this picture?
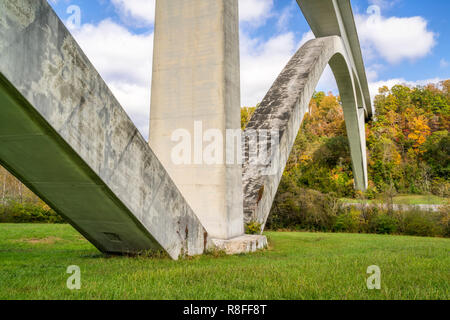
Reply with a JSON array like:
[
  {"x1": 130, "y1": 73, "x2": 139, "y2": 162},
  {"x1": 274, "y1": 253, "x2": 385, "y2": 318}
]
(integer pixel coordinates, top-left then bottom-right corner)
[
  {"x1": 243, "y1": 36, "x2": 368, "y2": 228},
  {"x1": 149, "y1": 0, "x2": 244, "y2": 240},
  {"x1": 208, "y1": 235, "x2": 267, "y2": 255},
  {"x1": 0, "y1": 0, "x2": 208, "y2": 259}
]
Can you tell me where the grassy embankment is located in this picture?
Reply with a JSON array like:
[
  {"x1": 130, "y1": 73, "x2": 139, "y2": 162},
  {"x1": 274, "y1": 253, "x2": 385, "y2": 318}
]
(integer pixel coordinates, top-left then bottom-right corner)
[{"x1": 0, "y1": 224, "x2": 448, "y2": 300}]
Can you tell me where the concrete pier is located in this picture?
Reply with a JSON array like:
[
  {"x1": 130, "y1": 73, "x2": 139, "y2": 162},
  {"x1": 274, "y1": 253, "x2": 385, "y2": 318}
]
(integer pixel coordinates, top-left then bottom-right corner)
[{"x1": 149, "y1": 0, "x2": 244, "y2": 240}]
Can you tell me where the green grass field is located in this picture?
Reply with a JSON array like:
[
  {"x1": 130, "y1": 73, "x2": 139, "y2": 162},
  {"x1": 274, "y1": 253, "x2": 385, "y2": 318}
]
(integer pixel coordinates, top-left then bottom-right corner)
[
  {"x1": 0, "y1": 224, "x2": 448, "y2": 300},
  {"x1": 341, "y1": 194, "x2": 449, "y2": 205}
]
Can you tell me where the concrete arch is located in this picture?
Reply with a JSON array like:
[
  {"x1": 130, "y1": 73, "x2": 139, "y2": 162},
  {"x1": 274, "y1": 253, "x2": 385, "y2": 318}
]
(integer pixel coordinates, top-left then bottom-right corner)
[
  {"x1": 242, "y1": 35, "x2": 368, "y2": 228},
  {"x1": 352, "y1": 70, "x2": 366, "y2": 113}
]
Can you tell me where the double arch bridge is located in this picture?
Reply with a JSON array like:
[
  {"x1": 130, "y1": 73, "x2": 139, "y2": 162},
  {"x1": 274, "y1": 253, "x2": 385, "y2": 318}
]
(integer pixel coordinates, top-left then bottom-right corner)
[{"x1": 0, "y1": 0, "x2": 371, "y2": 258}]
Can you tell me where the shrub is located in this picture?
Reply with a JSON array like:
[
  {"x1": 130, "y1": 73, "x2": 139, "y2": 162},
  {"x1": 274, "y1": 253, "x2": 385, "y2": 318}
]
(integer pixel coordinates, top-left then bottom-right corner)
[
  {"x1": 399, "y1": 210, "x2": 442, "y2": 237},
  {"x1": 364, "y1": 185, "x2": 379, "y2": 200},
  {"x1": 372, "y1": 214, "x2": 398, "y2": 234},
  {"x1": 333, "y1": 208, "x2": 361, "y2": 233},
  {"x1": 245, "y1": 221, "x2": 262, "y2": 235},
  {"x1": 422, "y1": 131, "x2": 450, "y2": 180},
  {"x1": 440, "y1": 206, "x2": 450, "y2": 237},
  {"x1": 267, "y1": 186, "x2": 341, "y2": 231},
  {"x1": 0, "y1": 201, "x2": 64, "y2": 224},
  {"x1": 267, "y1": 188, "x2": 449, "y2": 238},
  {"x1": 431, "y1": 178, "x2": 450, "y2": 197}
]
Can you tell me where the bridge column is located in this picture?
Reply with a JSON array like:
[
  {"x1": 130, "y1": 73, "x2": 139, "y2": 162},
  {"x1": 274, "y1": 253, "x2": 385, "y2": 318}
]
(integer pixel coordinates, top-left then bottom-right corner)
[{"x1": 149, "y1": 0, "x2": 244, "y2": 239}]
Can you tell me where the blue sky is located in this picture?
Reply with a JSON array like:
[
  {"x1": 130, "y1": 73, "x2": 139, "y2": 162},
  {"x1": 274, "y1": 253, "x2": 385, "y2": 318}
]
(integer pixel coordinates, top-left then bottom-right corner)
[{"x1": 48, "y1": 0, "x2": 450, "y2": 138}]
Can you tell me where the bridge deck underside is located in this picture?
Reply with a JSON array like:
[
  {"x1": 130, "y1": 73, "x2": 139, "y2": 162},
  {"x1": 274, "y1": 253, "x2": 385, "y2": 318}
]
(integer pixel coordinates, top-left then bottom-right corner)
[{"x1": 0, "y1": 75, "x2": 162, "y2": 254}]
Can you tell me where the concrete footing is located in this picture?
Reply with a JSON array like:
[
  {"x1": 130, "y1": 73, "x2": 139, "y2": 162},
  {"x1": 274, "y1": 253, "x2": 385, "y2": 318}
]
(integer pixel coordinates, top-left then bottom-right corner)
[{"x1": 208, "y1": 235, "x2": 268, "y2": 255}]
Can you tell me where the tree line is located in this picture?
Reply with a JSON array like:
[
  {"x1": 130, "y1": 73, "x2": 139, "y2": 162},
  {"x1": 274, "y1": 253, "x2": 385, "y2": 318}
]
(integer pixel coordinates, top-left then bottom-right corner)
[
  {"x1": 1, "y1": 80, "x2": 448, "y2": 228},
  {"x1": 241, "y1": 80, "x2": 450, "y2": 200}
]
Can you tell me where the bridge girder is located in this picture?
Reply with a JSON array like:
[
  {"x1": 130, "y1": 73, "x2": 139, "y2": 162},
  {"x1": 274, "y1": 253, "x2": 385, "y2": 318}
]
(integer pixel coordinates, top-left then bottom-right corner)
[{"x1": 296, "y1": 0, "x2": 373, "y2": 118}]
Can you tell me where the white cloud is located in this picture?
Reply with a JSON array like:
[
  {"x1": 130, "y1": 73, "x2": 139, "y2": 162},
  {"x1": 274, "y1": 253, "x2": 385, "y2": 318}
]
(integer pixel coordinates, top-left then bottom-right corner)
[
  {"x1": 368, "y1": 0, "x2": 401, "y2": 9},
  {"x1": 440, "y1": 59, "x2": 449, "y2": 68},
  {"x1": 239, "y1": 0, "x2": 273, "y2": 24},
  {"x1": 367, "y1": 70, "x2": 379, "y2": 85},
  {"x1": 316, "y1": 66, "x2": 338, "y2": 94},
  {"x1": 111, "y1": 0, "x2": 156, "y2": 27},
  {"x1": 240, "y1": 31, "x2": 298, "y2": 107},
  {"x1": 354, "y1": 10, "x2": 440, "y2": 105},
  {"x1": 276, "y1": 1, "x2": 297, "y2": 32},
  {"x1": 369, "y1": 78, "x2": 444, "y2": 101},
  {"x1": 71, "y1": 19, "x2": 153, "y2": 138},
  {"x1": 110, "y1": 0, "x2": 273, "y2": 25},
  {"x1": 239, "y1": 29, "x2": 345, "y2": 106},
  {"x1": 297, "y1": 30, "x2": 314, "y2": 48},
  {"x1": 356, "y1": 12, "x2": 437, "y2": 64}
]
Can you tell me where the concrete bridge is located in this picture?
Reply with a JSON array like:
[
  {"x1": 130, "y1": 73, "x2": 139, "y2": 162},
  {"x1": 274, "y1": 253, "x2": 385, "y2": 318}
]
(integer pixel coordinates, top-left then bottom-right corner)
[{"x1": 0, "y1": 0, "x2": 371, "y2": 259}]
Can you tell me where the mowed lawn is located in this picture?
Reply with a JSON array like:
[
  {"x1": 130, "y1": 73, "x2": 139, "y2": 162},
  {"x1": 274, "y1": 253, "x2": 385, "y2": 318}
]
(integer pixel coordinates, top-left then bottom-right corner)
[{"x1": 0, "y1": 224, "x2": 448, "y2": 300}]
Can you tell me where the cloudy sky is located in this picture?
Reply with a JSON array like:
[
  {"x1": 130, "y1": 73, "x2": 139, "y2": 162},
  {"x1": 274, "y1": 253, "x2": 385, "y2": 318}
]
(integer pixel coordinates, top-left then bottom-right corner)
[{"x1": 48, "y1": 0, "x2": 450, "y2": 139}]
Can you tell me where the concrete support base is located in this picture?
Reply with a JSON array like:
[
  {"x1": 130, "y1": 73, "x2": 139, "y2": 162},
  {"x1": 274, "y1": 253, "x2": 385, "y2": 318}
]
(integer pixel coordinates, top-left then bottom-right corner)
[
  {"x1": 208, "y1": 235, "x2": 268, "y2": 255},
  {"x1": 150, "y1": 0, "x2": 243, "y2": 241}
]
